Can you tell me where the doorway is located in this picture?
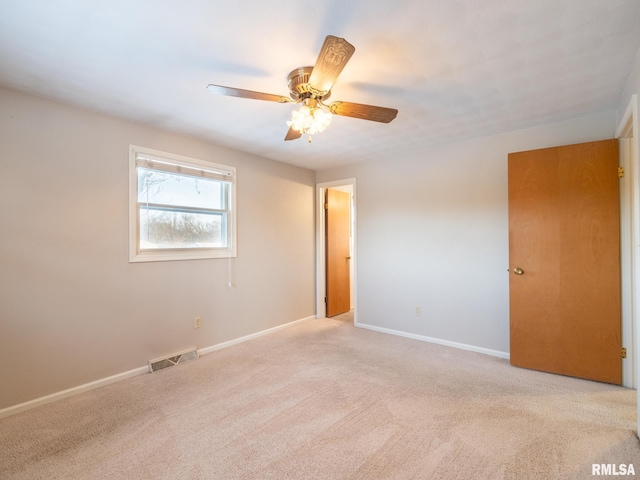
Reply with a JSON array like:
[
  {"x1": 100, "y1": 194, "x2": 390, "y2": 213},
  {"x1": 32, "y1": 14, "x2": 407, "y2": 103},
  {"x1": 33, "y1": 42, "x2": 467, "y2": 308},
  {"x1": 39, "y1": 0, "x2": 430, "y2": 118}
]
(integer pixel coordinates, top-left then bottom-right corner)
[{"x1": 316, "y1": 179, "x2": 356, "y2": 322}]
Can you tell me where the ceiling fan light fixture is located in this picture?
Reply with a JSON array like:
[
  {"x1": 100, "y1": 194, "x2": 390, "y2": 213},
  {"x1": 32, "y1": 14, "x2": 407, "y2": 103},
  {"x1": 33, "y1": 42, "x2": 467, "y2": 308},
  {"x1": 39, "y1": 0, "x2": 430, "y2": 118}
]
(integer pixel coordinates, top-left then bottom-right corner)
[{"x1": 286, "y1": 103, "x2": 332, "y2": 140}]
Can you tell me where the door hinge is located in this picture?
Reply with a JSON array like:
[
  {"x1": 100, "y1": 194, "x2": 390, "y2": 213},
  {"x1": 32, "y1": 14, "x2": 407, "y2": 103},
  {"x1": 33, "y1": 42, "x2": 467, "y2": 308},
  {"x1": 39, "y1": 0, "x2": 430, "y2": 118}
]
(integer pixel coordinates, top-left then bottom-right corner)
[
  {"x1": 324, "y1": 203, "x2": 328, "y2": 210},
  {"x1": 621, "y1": 347, "x2": 627, "y2": 359},
  {"x1": 618, "y1": 167, "x2": 625, "y2": 178},
  {"x1": 324, "y1": 296, "x2": 327, "y2": 303}
]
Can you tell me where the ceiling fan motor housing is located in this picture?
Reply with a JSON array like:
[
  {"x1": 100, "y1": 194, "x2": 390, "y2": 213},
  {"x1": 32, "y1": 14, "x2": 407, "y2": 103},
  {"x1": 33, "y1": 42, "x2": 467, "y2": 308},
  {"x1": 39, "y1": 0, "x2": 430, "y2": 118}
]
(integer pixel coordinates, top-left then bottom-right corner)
[{"x1": 287, "y1": 66, "x2": 330, "y2": 101}]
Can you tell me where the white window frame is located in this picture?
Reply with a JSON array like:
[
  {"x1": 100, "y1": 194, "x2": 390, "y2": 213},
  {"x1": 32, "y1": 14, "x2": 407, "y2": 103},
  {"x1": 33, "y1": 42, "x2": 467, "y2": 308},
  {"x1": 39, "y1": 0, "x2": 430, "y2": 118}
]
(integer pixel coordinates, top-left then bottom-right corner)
[{"x1": 128, "y1": 145, "x2": 237, "y2": 262}]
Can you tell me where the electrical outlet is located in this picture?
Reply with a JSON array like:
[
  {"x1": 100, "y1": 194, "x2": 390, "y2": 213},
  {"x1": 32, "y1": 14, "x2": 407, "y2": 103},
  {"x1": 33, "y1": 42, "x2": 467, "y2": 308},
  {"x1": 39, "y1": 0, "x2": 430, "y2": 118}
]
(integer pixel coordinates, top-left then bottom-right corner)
[
  {"x1": 414, "y1": 307, "x2": 421, "y2": 316},
  {"x1": 194, "y1": 317, "x2": 202, "y2": 329}
]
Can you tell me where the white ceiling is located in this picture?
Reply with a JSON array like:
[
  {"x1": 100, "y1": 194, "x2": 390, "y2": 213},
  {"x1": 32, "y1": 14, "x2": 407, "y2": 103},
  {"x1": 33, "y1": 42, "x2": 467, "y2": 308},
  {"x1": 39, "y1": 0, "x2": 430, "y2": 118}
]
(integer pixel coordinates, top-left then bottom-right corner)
[{"x1": 1, "y1": 0, "x2": 639, "y2": 171}]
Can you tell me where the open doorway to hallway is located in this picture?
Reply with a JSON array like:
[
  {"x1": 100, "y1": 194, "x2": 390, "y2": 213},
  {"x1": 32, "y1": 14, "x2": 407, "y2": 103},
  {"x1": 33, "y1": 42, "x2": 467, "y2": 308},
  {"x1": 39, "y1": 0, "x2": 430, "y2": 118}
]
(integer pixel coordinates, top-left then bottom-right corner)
[{"x1": 316, "y1": 179, "x2": 356, "y2": 323}]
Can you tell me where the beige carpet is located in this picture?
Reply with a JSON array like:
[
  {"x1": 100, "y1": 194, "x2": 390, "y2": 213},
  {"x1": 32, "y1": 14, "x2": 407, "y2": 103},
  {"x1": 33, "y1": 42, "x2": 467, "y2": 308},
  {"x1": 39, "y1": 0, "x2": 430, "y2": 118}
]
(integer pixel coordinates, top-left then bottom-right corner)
[{"x1": 1, "y1": 313, "x2": 639, "y2": 479}]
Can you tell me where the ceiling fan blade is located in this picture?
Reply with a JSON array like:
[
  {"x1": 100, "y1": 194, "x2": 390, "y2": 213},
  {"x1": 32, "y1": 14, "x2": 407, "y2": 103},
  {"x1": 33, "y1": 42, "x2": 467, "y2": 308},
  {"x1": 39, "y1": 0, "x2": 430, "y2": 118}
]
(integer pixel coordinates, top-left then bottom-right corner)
[
  {"x1": 284, "y1": 126, "x2": 302, "y2": 141},
  {"x1": 329, "y1": 101, "x2": 398, "y2": 123},
  {"x1": 207, "y1": 84, "x2": 291, "y2": 103},
  {"x1": 308, "y1": 36, "x2": 355, "y2": 95}
]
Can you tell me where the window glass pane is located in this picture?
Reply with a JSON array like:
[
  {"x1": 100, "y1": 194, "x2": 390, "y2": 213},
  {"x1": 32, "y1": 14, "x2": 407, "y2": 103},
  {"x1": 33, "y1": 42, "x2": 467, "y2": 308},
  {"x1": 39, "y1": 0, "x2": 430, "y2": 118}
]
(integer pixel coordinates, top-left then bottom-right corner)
[
  {"x1": 139, "y1": 207, "x2": 226, "y2": 249},
  {"x1": 137, "y1": 168, "x2": 224, "y2": 209}
]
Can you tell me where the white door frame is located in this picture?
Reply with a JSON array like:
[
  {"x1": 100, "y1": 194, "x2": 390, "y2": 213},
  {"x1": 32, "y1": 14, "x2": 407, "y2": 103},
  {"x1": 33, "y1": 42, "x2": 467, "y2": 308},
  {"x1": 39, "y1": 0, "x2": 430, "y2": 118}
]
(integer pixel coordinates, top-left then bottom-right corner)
[
  {"x1": 316, "y1": 178, "x2": 357, "y2": 321},
  {"x1": 617, "y1": 94, "x2": 639, "y2": 391},
  {"x1": 616, "y1": 95, "x2": 639, "y2": 438}
]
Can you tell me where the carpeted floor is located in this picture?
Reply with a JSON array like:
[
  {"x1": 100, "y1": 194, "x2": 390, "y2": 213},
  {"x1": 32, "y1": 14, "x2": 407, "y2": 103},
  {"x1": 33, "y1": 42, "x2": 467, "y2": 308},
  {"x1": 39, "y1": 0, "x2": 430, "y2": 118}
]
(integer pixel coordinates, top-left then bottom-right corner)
[{"x1": 1, "y1": 313, "x2": 639, "y2": 479}]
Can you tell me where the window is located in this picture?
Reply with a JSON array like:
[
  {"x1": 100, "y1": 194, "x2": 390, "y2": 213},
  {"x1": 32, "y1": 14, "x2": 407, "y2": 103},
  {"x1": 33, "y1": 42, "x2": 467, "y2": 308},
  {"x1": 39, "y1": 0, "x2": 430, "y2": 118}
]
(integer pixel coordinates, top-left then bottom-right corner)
[{"x1": 129, "y1": 145, "x2": 236, "y2": 262}]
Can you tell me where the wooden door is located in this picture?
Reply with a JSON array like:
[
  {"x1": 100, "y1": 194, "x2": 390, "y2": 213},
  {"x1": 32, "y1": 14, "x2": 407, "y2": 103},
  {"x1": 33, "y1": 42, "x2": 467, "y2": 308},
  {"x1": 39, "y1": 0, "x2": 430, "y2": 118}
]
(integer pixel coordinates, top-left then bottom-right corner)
[
  {"x1": 326, "y1": 188, "x2": 351, "y2": 317},
  {"x1": 508, "y1": 139, "x2": 621, "y2": 384}
]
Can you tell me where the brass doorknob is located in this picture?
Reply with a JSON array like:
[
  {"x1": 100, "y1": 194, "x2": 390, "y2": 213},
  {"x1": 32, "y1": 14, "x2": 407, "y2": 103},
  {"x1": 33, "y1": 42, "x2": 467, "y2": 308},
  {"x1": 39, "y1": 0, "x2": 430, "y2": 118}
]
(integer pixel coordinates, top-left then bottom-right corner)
[
  {"x1": 346, "y1": 256, "x2": 352, "y2": 260},
  {"x1": 513, "y1": 267, "x2": 524, "y2": 275}
]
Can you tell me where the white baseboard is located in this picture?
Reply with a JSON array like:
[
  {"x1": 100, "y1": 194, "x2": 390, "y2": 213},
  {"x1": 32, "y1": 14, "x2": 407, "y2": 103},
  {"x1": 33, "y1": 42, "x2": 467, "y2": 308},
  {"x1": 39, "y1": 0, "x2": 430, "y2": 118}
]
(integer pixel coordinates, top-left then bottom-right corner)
[
  {"x1": 355, "y1": 321, "x2": 510, "y2": 360},
  {"x1": 198, "y1": 315, "x2": 315, "y2": 356},
  {"x1": 0, "y1": 315, "x2": 316, "y2": 420},
  {"x1": 0, "y1": 366, "x2": 148, "y2": 420}
]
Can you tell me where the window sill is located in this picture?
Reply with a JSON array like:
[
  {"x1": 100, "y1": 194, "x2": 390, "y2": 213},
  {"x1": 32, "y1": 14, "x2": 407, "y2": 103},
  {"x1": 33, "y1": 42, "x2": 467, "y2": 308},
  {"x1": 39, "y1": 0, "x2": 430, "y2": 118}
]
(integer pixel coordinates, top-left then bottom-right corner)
[{"x1": 129, "y1": 248, "x2": 237, "y2": 263}]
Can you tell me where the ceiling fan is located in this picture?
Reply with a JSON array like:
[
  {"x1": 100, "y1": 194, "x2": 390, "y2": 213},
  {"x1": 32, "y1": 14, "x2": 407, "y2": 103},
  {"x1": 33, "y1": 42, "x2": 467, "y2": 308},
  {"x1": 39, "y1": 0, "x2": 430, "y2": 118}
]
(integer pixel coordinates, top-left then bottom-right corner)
[{"x1": 207, "y1": 35, "x2": 398, "y2": 142}]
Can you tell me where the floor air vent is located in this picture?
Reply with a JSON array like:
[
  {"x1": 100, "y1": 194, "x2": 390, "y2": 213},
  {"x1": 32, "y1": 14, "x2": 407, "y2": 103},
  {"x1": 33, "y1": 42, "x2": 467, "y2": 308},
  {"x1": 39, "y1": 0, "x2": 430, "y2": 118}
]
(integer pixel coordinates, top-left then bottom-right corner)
[{"x1": 149, "y1": 347, "x2": 199, "y2": 373}]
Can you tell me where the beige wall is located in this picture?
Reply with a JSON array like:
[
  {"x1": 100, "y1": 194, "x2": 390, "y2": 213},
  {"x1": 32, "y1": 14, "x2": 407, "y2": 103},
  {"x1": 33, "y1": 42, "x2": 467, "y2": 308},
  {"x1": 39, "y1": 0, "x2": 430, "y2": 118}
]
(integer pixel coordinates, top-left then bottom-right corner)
[
  {"x1": 0, "y1": 87, "x2": 316, "y2": 409},
  {"x1": 317, "y1": 111, "x2": 617, "y2": 355}
]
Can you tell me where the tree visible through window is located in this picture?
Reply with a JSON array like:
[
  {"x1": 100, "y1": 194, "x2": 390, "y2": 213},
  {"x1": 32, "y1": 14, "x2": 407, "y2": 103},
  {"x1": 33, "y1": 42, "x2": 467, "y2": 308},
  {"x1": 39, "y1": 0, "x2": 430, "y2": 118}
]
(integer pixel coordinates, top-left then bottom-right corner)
[{"x1": 129, "y1": 146, "x2": 236, "y2": 262}]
